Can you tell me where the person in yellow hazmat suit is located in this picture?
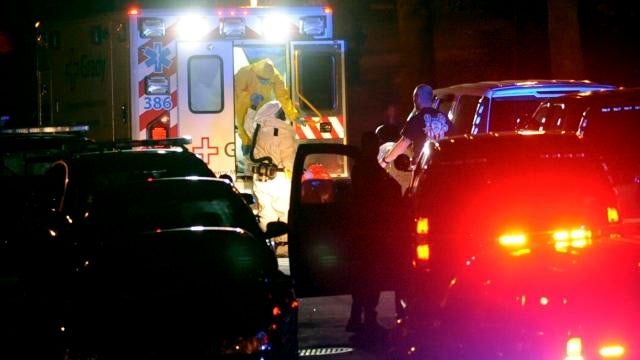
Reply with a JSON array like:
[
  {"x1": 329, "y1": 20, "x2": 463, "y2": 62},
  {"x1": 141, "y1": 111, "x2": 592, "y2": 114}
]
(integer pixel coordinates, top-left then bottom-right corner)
[{"x1": 235, "y1": 58, "x2": 300, "y2": 175}]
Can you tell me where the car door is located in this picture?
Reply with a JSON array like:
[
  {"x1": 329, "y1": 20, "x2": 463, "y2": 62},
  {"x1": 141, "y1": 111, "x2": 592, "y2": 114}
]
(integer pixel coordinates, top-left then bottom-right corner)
[{"x1": 288, "y1": 143, "x2": 359, "y2": 297}]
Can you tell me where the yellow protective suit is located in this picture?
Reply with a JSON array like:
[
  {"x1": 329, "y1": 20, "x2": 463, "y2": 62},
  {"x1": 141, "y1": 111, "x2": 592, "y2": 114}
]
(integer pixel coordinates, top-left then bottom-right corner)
[{"x1": 234, "y1": 58, "x2": 299, "y2": 147}]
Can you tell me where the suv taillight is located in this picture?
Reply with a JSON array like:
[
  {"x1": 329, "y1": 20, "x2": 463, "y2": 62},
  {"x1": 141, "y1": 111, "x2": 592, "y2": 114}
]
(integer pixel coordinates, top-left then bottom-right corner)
[{"x1": 414, "y1": 217, "x2": 431, "y2": 264}]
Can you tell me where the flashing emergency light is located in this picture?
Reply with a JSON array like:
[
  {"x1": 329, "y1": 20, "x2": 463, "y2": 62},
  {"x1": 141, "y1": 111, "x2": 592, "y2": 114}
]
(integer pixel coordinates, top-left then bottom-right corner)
[
  {"x1": 262, "y1": 13, "x2": 291, "y2": 42},
  {"x1": 145, "y1": 75, "x2": 170, "y2": 95},
  {"x1": 177, "y1": 15, "x2": 210, "y2": 40},
  {"x1": 300, "y1": 16, "x2": 326, "y2": 37},
  {"x1": 139, "y1": 17, "x2": 165, "y2": 38},
  {"x1": 220, "y1": 17, "x2": 246, "y2": 38}
]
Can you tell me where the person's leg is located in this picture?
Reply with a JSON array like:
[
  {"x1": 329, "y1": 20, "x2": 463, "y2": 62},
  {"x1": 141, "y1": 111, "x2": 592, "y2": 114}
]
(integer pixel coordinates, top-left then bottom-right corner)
[
  {"x1": 346, "y1": 294, "x2": 364, "y2": 332},
  {"x1": 362, "y1": 290, "x2": 380, "y2": 326}
]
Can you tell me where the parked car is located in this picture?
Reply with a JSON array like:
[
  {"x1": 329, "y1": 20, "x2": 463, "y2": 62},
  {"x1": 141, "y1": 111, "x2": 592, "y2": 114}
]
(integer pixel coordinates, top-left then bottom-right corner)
[
  {"x1": 34, "y1": 138, "x2": 214, "y2": 231},
  {"x1": 68, "y1": 176, "x2": 287, "y2": 250},
  {"x1": 524, "y1": 87, "x2": 640, "y2": 233},
  {"x1": 433, "y1": 80, "x2": 617, "y2": 136},
  {"x1": 39, "y1": 227, "x2": 299, "y2": 360},
  {"x1": 391, "y1": 131, "x2": 639, "y2": 359},
  {"x1": 0, "y1": 127, "x2": 94, "y2": 360}
]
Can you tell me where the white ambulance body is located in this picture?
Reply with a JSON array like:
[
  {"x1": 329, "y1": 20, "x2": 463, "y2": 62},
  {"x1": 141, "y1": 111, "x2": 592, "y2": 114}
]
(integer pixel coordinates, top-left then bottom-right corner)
[{"x1": 36, "y1": 4, "x2": 347, "y2": 183}]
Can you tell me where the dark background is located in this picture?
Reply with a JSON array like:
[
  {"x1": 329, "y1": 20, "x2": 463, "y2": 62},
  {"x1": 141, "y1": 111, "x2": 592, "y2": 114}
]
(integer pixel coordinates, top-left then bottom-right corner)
[{"x1": 2, "y1": 0, "x2": 639, "y2": 138}]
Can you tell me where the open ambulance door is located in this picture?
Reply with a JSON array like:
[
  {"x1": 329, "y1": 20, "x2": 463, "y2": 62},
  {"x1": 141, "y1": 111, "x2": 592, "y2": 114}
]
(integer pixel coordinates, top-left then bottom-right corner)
[
  {"x1": 288, "y1": 143, "x2": 360, "y2": 297},
  {"x1": 290, "y1": 41, "x2": 347, "y2": 146},
  {"x1": 176, "y1": 41, "x2": 235, "y2": 177}
]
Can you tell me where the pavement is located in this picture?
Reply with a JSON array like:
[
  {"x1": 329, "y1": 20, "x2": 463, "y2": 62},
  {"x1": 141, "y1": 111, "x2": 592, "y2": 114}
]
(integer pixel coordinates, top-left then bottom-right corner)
[{"x1": 278, "y1": 257, "x2": 399, "y2": 359}]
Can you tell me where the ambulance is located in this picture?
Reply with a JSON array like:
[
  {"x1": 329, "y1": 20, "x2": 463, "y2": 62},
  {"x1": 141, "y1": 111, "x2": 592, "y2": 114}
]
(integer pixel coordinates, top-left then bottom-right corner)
[{"x1": 35, "y1": 3, "x2": 348, "y2": 189}]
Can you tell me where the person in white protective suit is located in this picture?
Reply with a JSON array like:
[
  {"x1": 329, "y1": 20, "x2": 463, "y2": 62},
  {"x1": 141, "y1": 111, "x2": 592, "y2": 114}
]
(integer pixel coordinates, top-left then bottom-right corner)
[{"x1": 244, "y1": 100, "x2": 297, "y2": 237}]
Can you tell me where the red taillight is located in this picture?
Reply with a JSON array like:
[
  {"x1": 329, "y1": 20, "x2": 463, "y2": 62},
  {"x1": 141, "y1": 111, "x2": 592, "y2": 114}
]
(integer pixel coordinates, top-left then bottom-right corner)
[
  {"x1": 127, "y1": 7, "x2": 140, "y2": 15},
  {"x1": 272, "y1": 306, "x2": 281, "y2": 317},
  {"x1": 415, "y1": 217, "x2": 430, "y2": 263},
  {"x1": 608, "y1": 207, "x2": 620, "y2": 224},
  {"x1": 416, "y1": 243, "x2": 430, "y2": 261},
  {"x1": 565, "y1": 337, "x2": 583, "y2": 360},
  {"x1": 553, "y1": 227, "x2": 591, "y2": 252},
  {"x1": 416, "y1": 217, "x2": 429, "y2": 235},
  {"x1": 599, "y1": 344, "x2": 625, "y2": 358},
  {"x1": 498, "y1": 233, "x2": 527, "y2": 247},
  {"x1": 291, "y1": 300, "x2": 300, "y2": 309}
]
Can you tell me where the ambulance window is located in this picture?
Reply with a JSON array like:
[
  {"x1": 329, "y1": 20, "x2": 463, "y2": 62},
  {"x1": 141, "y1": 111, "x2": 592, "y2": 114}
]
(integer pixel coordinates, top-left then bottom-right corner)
[
  {"x1": 188, "y1": 56, "x2": 223, "y2": 113},
  {"x1": 299, "y1": 53, "x2": 336, "y2": 111}
]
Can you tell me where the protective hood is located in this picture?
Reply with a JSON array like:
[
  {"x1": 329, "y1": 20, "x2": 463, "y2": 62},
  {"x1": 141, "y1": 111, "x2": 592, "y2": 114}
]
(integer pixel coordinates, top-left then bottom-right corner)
[
  {"x1": 254, "y1": 100, "x2": 281, "y2": 125},
  {"x1": 251, "y1": 59, "x2": 276, "y2": 80}
]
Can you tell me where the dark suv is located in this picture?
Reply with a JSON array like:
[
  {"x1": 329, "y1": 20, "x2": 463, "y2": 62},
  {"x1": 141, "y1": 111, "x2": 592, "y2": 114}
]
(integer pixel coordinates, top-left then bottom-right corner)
[
  {"x1": 434, "y1": 80, "x2": 616, "y2": 135},
  {"x1": 394, "y1": 132, "x2": 639, "y2": 359},
  {"x1": 527, "y1": 87, "x2": 640, "y2": 233}
]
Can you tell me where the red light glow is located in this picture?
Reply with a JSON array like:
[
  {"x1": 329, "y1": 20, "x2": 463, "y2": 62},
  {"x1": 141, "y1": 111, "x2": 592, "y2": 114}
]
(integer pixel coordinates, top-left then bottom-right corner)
[
  {"x1": 127, "y1": 7, "x2": 140, "y2": 16},
  {"x1": 324, "y1": 6, "x2": 333, "y2": 14},
  {"x1": 416, "y1": 217, "x2": 429, "y2": 235},
  {"x1": 599, "y1": 345, "x2": 625, "y2": 358},
  {"x1": 416, "y1": 244, "x2": 430, "y2": 261},
  {"x1": 499, "y1": 233, "x2": 527, "y2": 247},
  {"x1": 291, "y1": 300, "x2": 300, "y2": 309}
]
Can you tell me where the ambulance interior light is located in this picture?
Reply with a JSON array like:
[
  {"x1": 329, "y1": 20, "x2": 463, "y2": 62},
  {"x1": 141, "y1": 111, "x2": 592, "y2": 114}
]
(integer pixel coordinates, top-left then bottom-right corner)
[
  {"x1": 139, "y1": 17, "x2": 165, "y2": 38},
  {"x1": 300, "y1": 16, "x2": 326, "y2": 37},
  {"x1": 220, "y1": 17, "x2": 246, "y2": 38}
]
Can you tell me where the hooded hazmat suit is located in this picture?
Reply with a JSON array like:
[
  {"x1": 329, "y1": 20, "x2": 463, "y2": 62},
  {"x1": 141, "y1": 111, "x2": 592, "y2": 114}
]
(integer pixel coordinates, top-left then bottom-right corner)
[
  {"x1": 245, "y1": 100, "x2": 297, "y2": 232},
  {"x1": 235, "y1": 58, "x2": 300, "y2": 147}
]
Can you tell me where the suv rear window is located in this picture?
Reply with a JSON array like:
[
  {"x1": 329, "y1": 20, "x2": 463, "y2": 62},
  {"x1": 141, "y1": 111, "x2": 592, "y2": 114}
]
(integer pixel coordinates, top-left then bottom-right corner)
[
  {"x1": 580, "y1": 105, "x2": 640, "y2": 182},
  {"x1": 483, "y1": 96, "x2": 549, "y2": 132}
]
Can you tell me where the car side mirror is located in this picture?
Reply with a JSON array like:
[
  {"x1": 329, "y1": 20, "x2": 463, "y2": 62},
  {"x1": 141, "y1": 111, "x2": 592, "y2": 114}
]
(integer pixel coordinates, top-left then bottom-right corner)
[{"x1": 393, "y1": 153, "x2": 412, "y2": 172}]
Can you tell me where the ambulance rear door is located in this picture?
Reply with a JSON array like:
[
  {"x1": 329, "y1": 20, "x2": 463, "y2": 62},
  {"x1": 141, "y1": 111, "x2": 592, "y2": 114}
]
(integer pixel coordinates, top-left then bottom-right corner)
[
  {"x1": 288, "y1": 143, "x2": 359, "y2": 297},
  {"x1": 177, "y1": 41, "x2": 235, "y2": 177},
  {"x1": 290, "y1": 41, "x2": 347, "y2": 146}
]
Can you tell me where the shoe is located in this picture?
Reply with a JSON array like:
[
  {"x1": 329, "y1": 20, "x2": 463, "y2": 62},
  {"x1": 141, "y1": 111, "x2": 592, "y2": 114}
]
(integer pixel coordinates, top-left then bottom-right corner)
[{"x1": 345, "y1": 319, "x2": 363, "y2": 333}]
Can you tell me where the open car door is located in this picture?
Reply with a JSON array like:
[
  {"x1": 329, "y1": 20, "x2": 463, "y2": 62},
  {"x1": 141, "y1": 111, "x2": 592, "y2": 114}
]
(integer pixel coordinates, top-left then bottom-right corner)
[{"x1": 288, "y1": 143, "x2": 359, "y2": 297}]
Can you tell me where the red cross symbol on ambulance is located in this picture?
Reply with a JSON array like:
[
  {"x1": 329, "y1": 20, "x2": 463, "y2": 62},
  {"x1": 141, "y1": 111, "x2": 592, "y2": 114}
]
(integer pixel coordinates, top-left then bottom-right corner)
[{"x1": 191, "y1": 137, "x2": 219, "y2": 165}]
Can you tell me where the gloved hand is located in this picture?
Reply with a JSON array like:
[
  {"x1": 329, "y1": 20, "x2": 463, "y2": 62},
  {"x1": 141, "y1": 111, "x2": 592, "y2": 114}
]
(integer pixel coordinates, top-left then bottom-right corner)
[
  {"x1": 250, "y1": 93, "x2": 264, "y2": 108},
  {"x1": 241, "y1": 144, "x2": 252, "y2": 157},
  {"x1": 295, "y1": 117, "x2": 307, "y2": 126}
]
